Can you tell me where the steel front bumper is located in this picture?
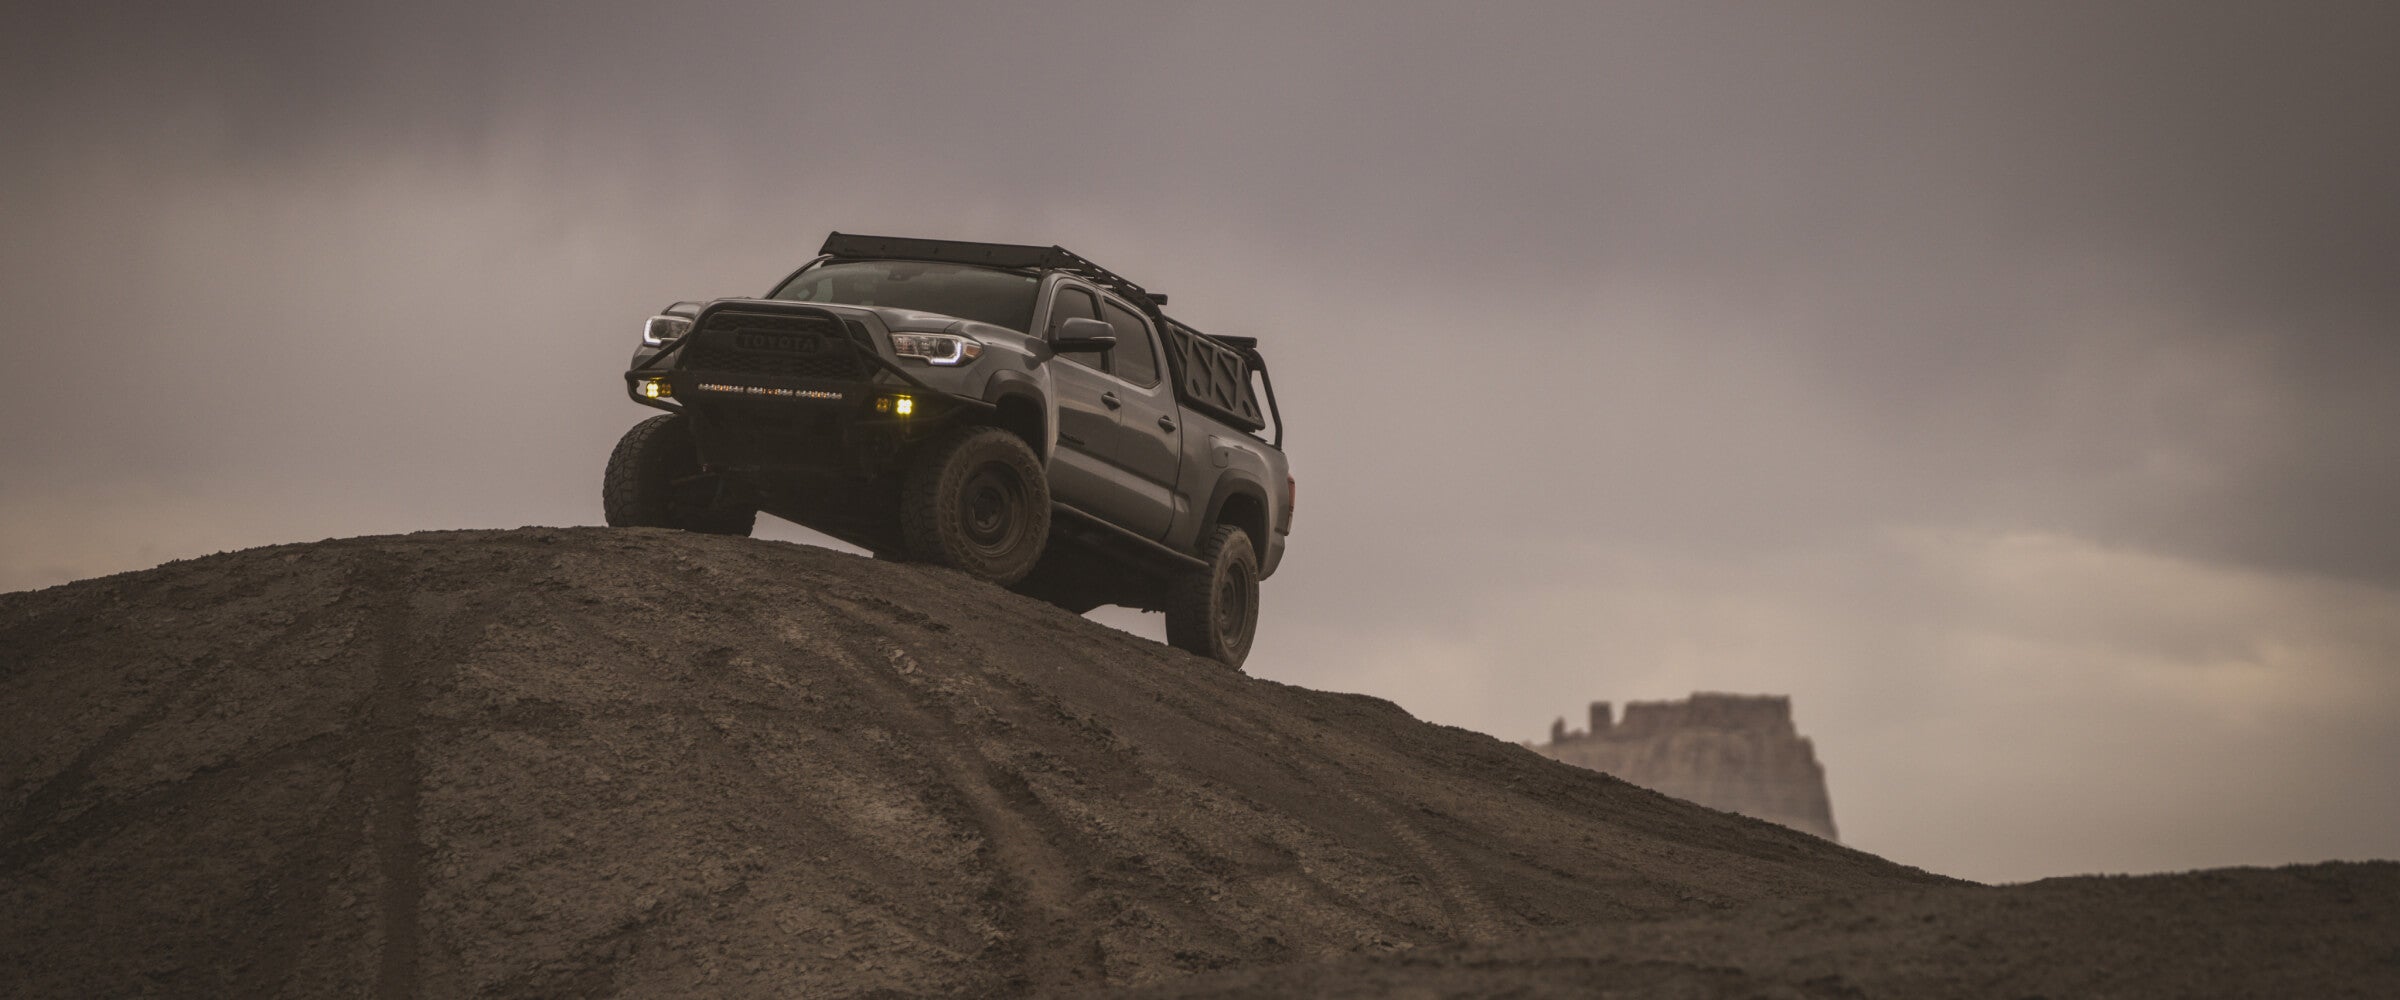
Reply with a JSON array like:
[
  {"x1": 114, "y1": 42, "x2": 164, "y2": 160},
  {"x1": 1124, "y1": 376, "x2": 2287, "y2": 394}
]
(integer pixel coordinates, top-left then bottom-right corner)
[{"x1": 624, "y1": 301, "x2": 986, "y2": 475}]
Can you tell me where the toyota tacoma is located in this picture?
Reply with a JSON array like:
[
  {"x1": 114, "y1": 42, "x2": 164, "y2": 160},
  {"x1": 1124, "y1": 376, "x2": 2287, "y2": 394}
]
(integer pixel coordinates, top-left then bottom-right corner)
[{"x1": 603, "y1": 233, "x2": 1292, "y2": 668}]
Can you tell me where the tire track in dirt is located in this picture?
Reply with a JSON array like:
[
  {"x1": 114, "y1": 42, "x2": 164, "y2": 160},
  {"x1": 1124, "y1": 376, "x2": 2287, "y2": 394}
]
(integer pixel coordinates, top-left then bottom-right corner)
[
  {"x1": 349, "y1": 547, "x2": 512, "y2": 999},
  {"x1": 817, "y1": 621, "x2": 1107, "y2": 996},
  {"x1": 1114, "y1": 681, "x2": 1512, "y2": 946},
  {"x1": 221, "y1": 554, "x2": 406, "y2": 997},
  {"x1": 0, "y1": 653, "x2": 217, "y2": 858},
  {"x1": 1322, "y1": 781, "x2": 1508, "y2": 944},
  {"x1": 221, "y1": 752, "x2": 374, "y2": 999},
  {"x1": 0, "y1": 730, "x2": 349, "y2": 876},
  {"x1": 678, "y1": 643, "x2": 994, "y2": 964},
  {"x1": 357, "y1": 553, "x2": 431, "y2": 1000},
  {"x1": 2, "y1": 581, "x2": 360, "y2": 857},
  {"x1": 1201, "y1": 725, "x2": 1510, "y2": 945}
]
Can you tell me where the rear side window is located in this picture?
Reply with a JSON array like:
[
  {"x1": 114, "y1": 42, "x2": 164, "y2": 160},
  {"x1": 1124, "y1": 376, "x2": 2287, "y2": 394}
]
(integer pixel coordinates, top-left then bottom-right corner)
[{"x1": 1101, "y1": 300, "x2": 1159, "y2": 387}]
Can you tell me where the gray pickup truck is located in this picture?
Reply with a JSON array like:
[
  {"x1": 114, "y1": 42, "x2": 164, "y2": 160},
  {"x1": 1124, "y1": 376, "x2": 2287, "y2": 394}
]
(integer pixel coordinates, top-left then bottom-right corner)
[{"x1": 603, "y1": 233, "x2": 1292, "y2": 667}]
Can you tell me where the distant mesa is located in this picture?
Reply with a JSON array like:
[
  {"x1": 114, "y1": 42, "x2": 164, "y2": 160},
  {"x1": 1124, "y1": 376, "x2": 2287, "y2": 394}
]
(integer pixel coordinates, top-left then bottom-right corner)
[{"x1": 1533, "y1": 693, "x2": 1839, "y2": 841}]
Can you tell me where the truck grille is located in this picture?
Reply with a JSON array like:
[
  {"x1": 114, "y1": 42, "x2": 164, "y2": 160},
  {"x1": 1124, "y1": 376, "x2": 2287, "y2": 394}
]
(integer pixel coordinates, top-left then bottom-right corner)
[{"x1": 680, "y1": 310, "x2": 872, "y2": 380}]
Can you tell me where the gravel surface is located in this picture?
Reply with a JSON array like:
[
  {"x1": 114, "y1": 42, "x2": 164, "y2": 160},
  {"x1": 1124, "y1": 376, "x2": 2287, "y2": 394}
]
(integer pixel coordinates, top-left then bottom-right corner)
[
  {"x1": 1114, "y1": 862, "x2": 2400, "y2": 998},
  {"x1": 2, "y1": 527, "x2": 2388, "y2": 998}
]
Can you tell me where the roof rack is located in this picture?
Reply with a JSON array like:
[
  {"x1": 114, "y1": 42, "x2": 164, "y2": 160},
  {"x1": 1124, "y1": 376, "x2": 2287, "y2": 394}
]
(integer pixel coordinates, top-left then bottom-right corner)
[{"x1": 820, "y1": 232, "x2": 1168, "y2": 312}]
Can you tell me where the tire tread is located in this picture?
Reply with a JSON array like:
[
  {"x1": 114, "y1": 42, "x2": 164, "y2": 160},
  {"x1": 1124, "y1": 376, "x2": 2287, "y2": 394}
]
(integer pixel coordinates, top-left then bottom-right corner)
[
  {"x1": 899, "y1": 426, "x2": 1050, "y2": 584},
  {"x1": 602, "y1": 413, "x2": 754, "y2": 535},
  {"x1": 1165, "y1": 524, "x2": 1258, "y2": 669}
]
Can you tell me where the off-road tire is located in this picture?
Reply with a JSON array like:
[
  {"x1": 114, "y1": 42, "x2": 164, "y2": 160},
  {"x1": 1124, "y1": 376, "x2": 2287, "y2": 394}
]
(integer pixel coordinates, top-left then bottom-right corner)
[
  {"x1": 900, "y1": 426, "x2": 1050, "y2": 585},
  {"x1": 1166, "y1": 525, "x2": 1259, "y2": 669},
  {"x1": 602, "y1": 414, "x2": 756, "y2": 536}
]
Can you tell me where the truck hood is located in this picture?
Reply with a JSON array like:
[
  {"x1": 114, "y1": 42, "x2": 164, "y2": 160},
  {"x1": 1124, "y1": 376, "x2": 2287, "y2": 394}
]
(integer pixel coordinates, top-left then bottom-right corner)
[{"x1": 671, "y1": 298, "x2": 1025, "y2": 342}]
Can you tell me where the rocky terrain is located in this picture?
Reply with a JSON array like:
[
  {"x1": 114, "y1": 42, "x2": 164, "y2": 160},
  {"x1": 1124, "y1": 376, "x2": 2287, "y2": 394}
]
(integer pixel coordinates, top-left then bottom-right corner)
[
  {"x1": 1122, "y1": 862, "x2": 2400, "y2": 998},
  {"x1": 2, "y1": 527, "x2": 2394, "y2": 998},
  {"x1": 1535, "y1": 694, "x2": 1840, "y2": 841}
]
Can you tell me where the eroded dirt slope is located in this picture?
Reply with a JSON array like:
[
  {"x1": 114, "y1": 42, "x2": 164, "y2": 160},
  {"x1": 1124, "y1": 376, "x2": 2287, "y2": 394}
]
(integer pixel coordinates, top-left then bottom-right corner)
[
  {"x1": 1120, "y1": 861, "x2": 2400, "y2": 998},
  {"x1": 0, "y1": 527, "x2": 1940, "y2": 998}
]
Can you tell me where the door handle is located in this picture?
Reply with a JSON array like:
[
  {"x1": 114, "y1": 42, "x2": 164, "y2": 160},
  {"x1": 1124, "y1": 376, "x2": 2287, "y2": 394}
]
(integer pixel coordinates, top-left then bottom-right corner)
[
  {"x1": 1101, "y1": 392, "x2": 1122, "y2": 410},
  {"x1": 1157, "y1": 415, "x2": 1177, "y2": 433}
]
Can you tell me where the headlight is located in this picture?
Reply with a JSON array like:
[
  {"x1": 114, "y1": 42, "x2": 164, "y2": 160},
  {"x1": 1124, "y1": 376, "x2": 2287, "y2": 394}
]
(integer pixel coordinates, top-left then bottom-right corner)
[
  {"x1": 890, "y1": 332, "x2": 984, "y2": 366},
  {"x1": 642, "y1": 315, "x2": 692, "y2": 347}
]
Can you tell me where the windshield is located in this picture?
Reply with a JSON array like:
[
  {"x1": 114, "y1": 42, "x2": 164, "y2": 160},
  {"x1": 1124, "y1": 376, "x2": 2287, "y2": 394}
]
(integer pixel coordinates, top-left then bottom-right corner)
[{"x1": 771, "y1": 260, "x2": 1041, "y2": 333}]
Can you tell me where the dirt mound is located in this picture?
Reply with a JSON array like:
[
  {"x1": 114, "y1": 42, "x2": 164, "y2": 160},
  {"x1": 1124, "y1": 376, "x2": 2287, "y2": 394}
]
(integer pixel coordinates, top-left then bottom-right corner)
[
  {"x1": 0, "y1": 528, "x2": 1939, "y2": 998},
  {"x1": 1120, "y1": 862, "x2": 2400, "y2": 998}
]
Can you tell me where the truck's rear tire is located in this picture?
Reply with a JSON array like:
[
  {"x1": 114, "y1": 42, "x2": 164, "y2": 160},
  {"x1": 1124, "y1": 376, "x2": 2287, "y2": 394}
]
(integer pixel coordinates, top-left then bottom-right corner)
[
  {"x1": 603, "y1": 413, "x2": 756, "y2": 536},
  {"x1": 1166, "y1": 525, "x2": 1259, "y2": 669},
  {"x1": 900, "y1": 426, "x2": 1050, "y2": 585}
]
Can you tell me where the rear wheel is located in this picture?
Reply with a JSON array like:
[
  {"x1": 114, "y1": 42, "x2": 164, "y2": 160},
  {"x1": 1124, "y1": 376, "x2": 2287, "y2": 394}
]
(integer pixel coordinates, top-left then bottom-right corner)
[
  {"x1": 602, "y1": 413, "x2": 756, "y2": 536},
  {"x1": 900, "y1": 426, "x2": 1050, "y2": 584},
  {"x1": 1166, "y1": 525, "x2": 1259, "y2": 669}
]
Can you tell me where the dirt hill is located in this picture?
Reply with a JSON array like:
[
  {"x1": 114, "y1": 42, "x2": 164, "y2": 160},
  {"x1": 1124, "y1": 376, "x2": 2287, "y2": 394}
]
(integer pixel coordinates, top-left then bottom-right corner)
[
  {"x1": 0, "y1": 527, "x2": 1939, "y2": 998},
  {"x1": 1119, "y1": 862, "x2": 2400, "y2": 998}
]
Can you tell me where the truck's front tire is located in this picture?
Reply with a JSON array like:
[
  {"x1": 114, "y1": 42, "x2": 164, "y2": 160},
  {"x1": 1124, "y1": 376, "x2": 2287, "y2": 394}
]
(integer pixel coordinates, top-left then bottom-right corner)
[
  {"x1": 900, "y1": 426, "x2": 1050, "y2": 585},
  {"x1": 1166, "y1": 525, "x2": 1259, "y2": 669},
  {"x1": 603, "y1": 413, "x2": 756, "y2": 536}
]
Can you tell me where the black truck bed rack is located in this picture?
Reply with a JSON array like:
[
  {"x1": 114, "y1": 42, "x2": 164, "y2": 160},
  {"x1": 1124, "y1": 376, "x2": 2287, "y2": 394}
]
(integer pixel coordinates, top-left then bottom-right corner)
[{"x1": 820, "y1": 233, "x2": 1279, "y2": 442}]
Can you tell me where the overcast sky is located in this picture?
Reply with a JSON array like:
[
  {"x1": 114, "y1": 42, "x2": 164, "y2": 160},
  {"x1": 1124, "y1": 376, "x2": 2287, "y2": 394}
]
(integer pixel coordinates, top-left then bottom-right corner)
[{"x1": 5, "y1": 0, "x2": 2395, "y2": 883}]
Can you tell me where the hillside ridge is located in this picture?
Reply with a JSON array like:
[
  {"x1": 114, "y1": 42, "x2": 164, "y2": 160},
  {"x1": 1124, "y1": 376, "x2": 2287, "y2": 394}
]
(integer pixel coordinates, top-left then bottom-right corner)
[{"x1": 0, "y1": 527, "x2": 1935, "y2": 998}]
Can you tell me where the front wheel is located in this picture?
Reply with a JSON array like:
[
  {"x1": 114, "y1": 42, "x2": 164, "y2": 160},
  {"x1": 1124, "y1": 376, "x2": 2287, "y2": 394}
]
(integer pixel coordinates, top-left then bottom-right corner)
[
  {"x1": 1166, "y1": 525, "x2": 1260, "y2": 669},
  {"x1": 602, "y1": 413, "x2": 756, "y2": 536},
  {"x1": 899, "y1": 426, "x2": 1050, "y2": 585}
]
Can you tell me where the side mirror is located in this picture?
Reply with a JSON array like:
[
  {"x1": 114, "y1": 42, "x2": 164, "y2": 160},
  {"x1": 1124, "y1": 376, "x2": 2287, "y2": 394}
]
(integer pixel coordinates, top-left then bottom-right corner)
[{"x1": 1051, "y1": 317, "x2": 1118, "y2": 353}]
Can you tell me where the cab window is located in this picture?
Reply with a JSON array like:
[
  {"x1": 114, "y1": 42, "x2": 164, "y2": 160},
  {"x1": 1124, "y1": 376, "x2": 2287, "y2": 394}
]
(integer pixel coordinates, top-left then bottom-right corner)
[
  {"x1": 1101, "y1": 300, "x2": 1160, "y2": 387},
  {"x1": 771, "y1": 260, "x2": 1040, "y2": 332}
]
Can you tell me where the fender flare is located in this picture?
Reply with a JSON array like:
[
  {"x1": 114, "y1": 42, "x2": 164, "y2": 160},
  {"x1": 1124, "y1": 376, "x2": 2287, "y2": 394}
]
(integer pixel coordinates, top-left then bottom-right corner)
[
  {"x1": 1200, "y1": 474, "x2": 1272, "y2": 549},
  {"x1": 982, "y1": 369, "x2": 1055, "y2": 464}
]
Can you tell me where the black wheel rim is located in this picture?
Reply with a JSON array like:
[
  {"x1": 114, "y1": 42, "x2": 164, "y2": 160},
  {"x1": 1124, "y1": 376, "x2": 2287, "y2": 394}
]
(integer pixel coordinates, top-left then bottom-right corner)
[
  {"x1": 1215, "y1": 559, "x2": 1254, "y2": 649},
  {"x1": 958, "y1": 462, "x2": 1029, "y2": 556}
]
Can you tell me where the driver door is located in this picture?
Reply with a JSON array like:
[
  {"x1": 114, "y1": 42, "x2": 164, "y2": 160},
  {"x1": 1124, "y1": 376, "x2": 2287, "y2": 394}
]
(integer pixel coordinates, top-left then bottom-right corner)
[{"x1": 1041, "y1": 285, "x2": 1124, "y2": 510}]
